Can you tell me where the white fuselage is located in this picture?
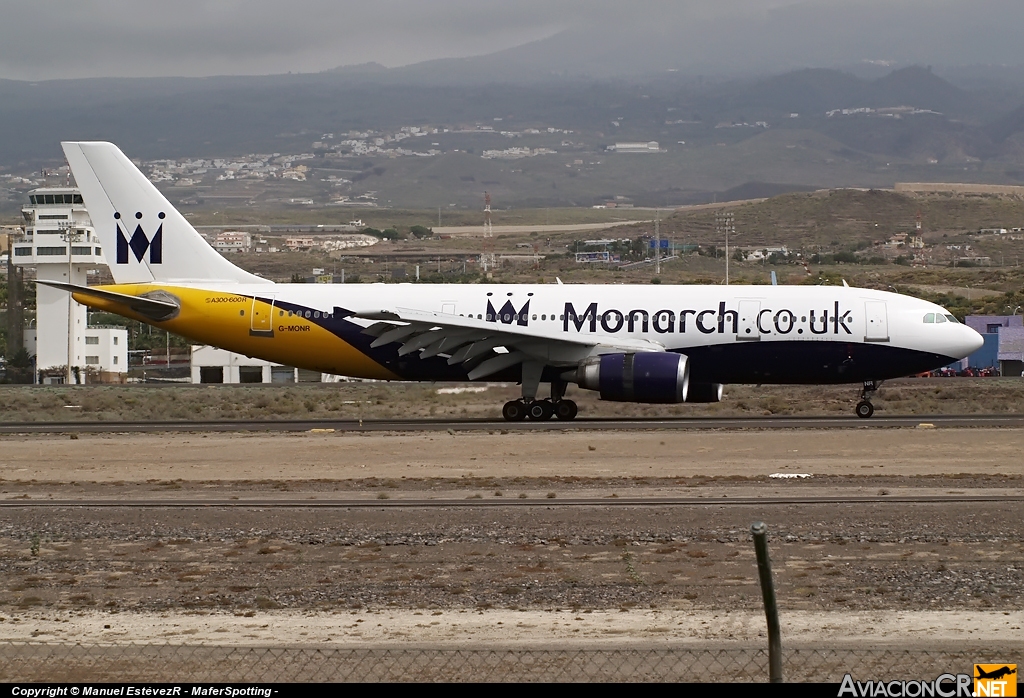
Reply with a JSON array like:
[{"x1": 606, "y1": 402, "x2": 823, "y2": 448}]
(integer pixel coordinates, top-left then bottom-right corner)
[{"x1": 171, "y1": 280, "x2": 981, "y2": 385}]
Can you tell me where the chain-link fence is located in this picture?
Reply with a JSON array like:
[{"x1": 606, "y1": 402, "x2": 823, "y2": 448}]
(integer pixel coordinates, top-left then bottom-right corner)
[{"x1": 0, "y1": 644, "x2": 1000, "y2": 682}]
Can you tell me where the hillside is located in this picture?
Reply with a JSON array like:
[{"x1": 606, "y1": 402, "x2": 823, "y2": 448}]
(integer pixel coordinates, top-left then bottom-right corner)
[
  {"x1": 4, "y1": 66, "x2": 1024, "y2": 212},
  {"x1": 666, "y1": 188, "x2": 1024, "y2": 248}
]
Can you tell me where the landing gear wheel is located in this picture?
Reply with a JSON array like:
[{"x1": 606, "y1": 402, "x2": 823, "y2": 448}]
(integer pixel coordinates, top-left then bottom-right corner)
[
  {"x1": 502, "y1": 400, "x2": 527, "y2": 422},
  {"x1": 855, "y1": 400, "x2": 874, "y2": 419},
  {"x1": 554, "y1": 399, "x2": 578, "y2": 421},
  {"x1": 527, "y1": 400, "x2": 554, "y2": 421}
]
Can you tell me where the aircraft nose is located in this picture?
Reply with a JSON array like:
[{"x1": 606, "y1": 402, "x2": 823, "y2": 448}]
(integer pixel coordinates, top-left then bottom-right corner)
[{"x1": 960, "y1": 325, "x2": 984, "y2": 358}]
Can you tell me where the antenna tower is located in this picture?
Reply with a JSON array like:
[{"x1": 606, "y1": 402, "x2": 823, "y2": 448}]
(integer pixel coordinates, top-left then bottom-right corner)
[
  {"x1": 654, "y1": 209, "x2": 661, "y2": 275},
  {"x1": 716, "y1": 211, "x2": 735, "y2": 285},
  {"x1": 483, "y1": 191, "x2": 493, "y2": 238}
]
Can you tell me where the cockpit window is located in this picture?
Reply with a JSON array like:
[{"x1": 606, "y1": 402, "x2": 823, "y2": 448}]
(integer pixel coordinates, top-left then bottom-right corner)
[
  {"x1": 945, "y1": 315, "x2": 958, "y2": 323},
  {"x1": 935, "y1": 314, "x2": 947, "y2": 323},
  {"x1": 923, "y1": 313, "x2": 935, "y2": 323}
]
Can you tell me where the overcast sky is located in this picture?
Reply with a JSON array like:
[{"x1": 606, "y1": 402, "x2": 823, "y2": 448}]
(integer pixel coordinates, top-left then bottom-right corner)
[
  {"x1": 4, "y1": 1, "x2": 1022, "y2": 82},
  {"x1": 0, "y1": 0, "x2": 811, "y2": 80}
]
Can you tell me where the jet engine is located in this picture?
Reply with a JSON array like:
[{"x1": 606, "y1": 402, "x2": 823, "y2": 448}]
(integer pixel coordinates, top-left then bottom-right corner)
[
  {"x1": 685, "y1": 382, "x2": 724, "y2": 403},
  {"x1": 570, "y1": 352, "x2": 689, "y2": 403}
]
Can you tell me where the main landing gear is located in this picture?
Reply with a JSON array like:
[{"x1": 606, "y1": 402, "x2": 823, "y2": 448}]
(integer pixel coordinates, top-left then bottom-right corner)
[
  {"x1": 501, "y1": 366, "x2": 578, "y2": 422},
  {"x1": 855, "y1": 380, "x2": 882, "y2": 418},
  {"x1": 502, "y1": 397, "x2": 578, "y2": 422}
]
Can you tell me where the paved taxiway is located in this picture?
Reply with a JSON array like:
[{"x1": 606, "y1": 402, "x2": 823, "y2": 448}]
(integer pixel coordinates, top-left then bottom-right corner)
[
  {"x1": 0, "y1": 413, "x2": 1022, "y2": 434},
  {"x1": 1, "y1": 494, "x2": 1022, "y2": 508}
]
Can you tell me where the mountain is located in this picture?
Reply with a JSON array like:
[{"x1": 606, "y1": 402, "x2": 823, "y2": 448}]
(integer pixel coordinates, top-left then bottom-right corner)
[
  {"x1": 347, "y1": 0, "x2": 1024, "y2": 85},
  {"x1": 1, "y1": 63, "x2": 1024, "y2": 210},
  {"x1": 871, "y1": 67, "x2": 971, "y2": 114}
]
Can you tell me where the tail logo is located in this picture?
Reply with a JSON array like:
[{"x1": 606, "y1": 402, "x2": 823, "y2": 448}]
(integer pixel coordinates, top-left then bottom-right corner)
[{"x1": 115, "y1": 211, "x2": 163, "y2": 264}]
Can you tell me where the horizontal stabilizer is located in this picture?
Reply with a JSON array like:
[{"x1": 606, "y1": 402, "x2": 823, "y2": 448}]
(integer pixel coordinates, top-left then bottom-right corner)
[{"x1": 37, "y1": 281, "x2": 179, "y2": 321}]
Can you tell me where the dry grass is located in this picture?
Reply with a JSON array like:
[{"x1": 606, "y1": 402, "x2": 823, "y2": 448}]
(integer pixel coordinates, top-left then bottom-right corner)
[{"x1": 0, "y1": 377, "x2": 1021, "y2": 423}]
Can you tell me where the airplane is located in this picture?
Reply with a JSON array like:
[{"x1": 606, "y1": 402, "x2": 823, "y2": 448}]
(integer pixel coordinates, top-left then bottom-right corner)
[
  {"x1": 46, "y1": 141, "x2": 984, "y2": 422},
  {"x1": 975, "y1": 666, "x2": 1016, "y2": 681}
]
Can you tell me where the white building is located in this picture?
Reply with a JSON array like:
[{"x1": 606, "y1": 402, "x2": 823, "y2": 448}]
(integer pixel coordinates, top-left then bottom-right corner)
[
  {"x1": 213, "y1": 231, "x2": 252, "y2": 253},
  {"x1": 190, "y1": 345, "x2": 338, "y2": 383},
  {"x1": 609, "y1": 142, "x2": 661, "y2": 153},
  {"x1": 82, "y1": 326, "x2": 129, "y2": 381},
  {"x1": 23, "y1": 324, "x2": 128, "y2": 384},
  {"x1": 10, "y1": 187, "x2": 127, "y2": 383},
  {"x1": 284, "y1": 236, "x2": 318, "y2": 250}
]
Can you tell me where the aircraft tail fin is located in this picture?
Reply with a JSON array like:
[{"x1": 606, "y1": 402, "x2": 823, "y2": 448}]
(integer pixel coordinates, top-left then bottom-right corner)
[{"x1": 61, "y1": 141, "x2": 269, "y2": 285}]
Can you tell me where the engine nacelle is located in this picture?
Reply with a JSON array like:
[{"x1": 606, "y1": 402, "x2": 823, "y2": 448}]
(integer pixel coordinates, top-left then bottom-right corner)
[
  {"x1": 685, "y1": 382, "x2": 724, "y2": 403},
  {"x1": 571, "y1": 352, "x2": 689, "y2": 403}
]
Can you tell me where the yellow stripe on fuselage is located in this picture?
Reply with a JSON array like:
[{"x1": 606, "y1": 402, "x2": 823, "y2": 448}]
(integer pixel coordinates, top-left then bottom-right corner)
[{"x1": 74, "y1": 284, "x2": 399, "y2": 380}]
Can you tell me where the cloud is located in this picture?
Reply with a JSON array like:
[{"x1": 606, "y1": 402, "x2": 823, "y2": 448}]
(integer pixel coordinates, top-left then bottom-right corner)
[{"x1": 0, "y1": 0, "x2": 800, "y2": 80}]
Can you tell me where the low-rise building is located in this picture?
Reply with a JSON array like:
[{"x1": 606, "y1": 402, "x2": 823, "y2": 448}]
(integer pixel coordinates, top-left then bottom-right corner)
[
  {"x1": 213, "y1": 231, "x2": 252, "y2": 253},
  {"x1": 608, "y1": 142, "x2": 661, "y2": 153},
  {"x1": 190, "y1": 345, "x2": 342, "y2": 383},
  {"x1": 284, "y1": 236, "x2": 318, "y2": 250},
  {"x1": 964, "y1": 315, "x2": 1024, "y2": 375}
]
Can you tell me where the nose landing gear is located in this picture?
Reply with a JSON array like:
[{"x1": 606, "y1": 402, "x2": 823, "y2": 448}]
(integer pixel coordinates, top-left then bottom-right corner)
[
  {"x1": 855, "y1": 400, "x2": 874, "y2": 419},
  {"x1": 855, "y1": 380, "x2": 882, "y2": 418}
]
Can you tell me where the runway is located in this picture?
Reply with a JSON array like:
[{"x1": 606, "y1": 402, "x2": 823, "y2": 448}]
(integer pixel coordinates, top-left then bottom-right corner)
[
  {"x1": 2, "y1": 494, "x2": 1021, "y2": 508},
  {"x1": 1, "y1": 413, "x2": 1022, "y2": 433}
]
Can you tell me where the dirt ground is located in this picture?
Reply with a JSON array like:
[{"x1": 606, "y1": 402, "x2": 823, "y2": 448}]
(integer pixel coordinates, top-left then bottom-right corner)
[
  {"x1": 1, "y1": 609, "x2": 1021, "y2": 649},
  {"x1": 1, "y1": 428, "x2": 1023, "y2": 482},
  {"x1": 0, "y1": 427, "x2": 1021, "y2": 649}
]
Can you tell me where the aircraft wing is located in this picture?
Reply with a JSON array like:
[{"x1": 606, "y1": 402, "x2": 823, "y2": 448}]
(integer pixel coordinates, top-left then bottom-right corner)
[{"x1": 355, "y1": 306, "x2": 664, "y2": 379}]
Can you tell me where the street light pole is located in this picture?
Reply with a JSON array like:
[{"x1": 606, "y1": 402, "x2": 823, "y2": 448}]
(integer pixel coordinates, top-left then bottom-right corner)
[
  {"x1": 716, "y1": 211, "x2": 735, "y2": 285},
  {"x1": 58, "y1": 221, "x2": 82, "y2": 385},
  {"x1": 655, "y1": 209, "x2": 661, "y2": 276}
]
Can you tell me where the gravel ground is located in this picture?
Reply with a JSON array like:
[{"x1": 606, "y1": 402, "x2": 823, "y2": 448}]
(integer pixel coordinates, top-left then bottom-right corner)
[
  {"x1": 2, "y1": 498, "x2": 1021, "y2": 614},
  {"x1": 0, "y1": 428, "x2": 1021, "y2": 649}
]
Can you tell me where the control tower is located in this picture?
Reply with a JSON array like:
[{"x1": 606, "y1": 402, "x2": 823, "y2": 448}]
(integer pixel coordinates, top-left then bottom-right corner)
[{"x1": 10, "y1": 188, "x2": 125, "y2": 383}]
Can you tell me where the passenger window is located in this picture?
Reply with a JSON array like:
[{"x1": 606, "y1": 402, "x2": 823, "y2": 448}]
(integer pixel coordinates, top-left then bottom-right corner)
[
  {"x1": 923, "y1": 313, "x2": 935, "y2": 323},
  {"x1": 935, "y1": 314, "x2": 946, "y2": 323}
]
